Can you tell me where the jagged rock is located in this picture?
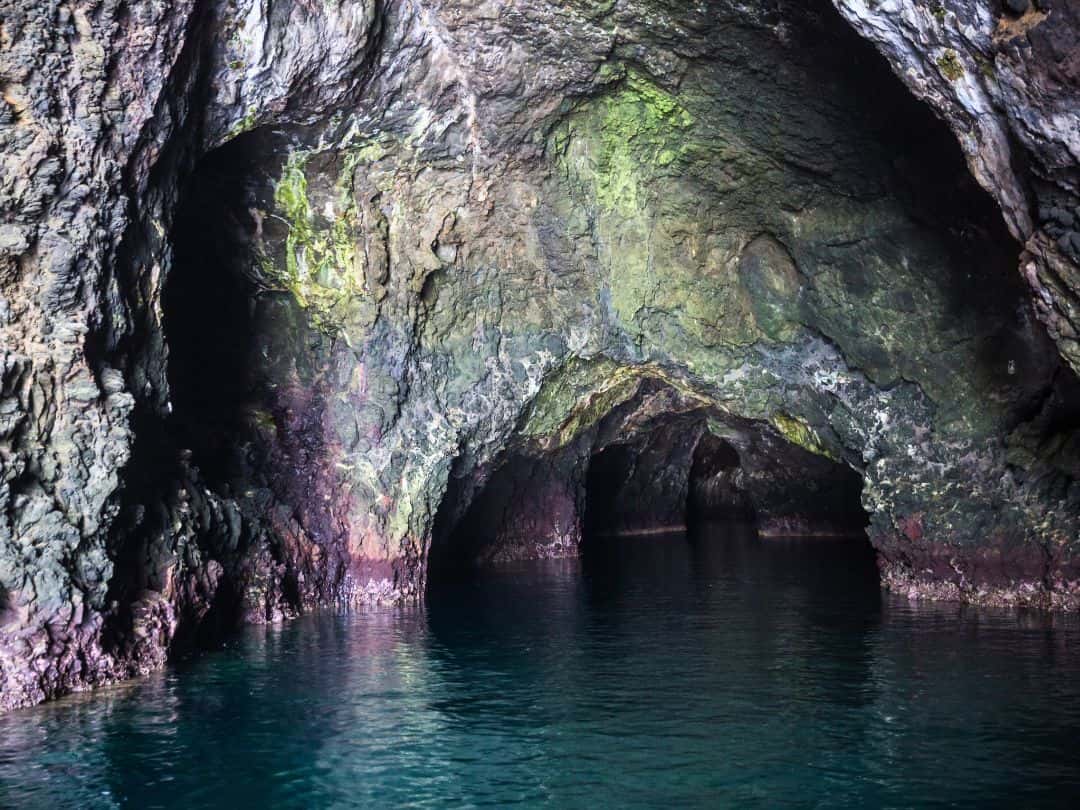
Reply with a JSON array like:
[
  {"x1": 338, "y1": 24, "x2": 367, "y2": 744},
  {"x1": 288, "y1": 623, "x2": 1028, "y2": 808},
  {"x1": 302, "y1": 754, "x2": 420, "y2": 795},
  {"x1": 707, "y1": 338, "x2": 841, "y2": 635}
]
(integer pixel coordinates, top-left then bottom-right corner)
[{"x1": 2, "y1": 0, "x2": 1079, "y2": 713}]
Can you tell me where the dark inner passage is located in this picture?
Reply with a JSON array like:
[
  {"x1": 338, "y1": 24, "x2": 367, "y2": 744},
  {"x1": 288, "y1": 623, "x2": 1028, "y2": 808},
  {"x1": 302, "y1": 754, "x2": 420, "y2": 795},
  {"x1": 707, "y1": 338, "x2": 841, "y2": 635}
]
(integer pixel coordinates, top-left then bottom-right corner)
[
  {"x1": 688, "y1": 433, "x2": 750, "y2": 520},
  {"x1": 428, "y1": 383, "x2": 872, "y2": 589},
  {"x1": 582, "y1": 408, "x2": 870, "y2": 541},
  {"x1": 97, "y1": 131, "x2": 287, "y2": 658},
  {"x1": 164, "y1": 132, "x2": 271, "y2": 490},
  {"x1": 147, "y1": 128, "x2": 352, "y2": 638}
]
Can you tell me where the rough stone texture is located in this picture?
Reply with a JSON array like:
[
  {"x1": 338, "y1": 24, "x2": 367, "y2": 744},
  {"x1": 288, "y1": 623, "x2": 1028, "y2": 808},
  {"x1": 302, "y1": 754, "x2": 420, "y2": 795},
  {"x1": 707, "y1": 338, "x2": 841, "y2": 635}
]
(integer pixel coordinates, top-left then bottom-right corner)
[
  {"x1": 0, "y1": 0, "x2": 199, "y2": 715},
  {"x1": 2, "y1": 0, "x2": 1079, "y2": 712}
]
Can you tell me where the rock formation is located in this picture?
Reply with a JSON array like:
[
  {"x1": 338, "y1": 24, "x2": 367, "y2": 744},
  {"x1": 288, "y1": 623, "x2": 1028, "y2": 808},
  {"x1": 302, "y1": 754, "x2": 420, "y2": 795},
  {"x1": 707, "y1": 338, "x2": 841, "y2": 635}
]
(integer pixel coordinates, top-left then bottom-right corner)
[{"x1": 1, "y1": 0, "x2": 1078, "y2": 712}]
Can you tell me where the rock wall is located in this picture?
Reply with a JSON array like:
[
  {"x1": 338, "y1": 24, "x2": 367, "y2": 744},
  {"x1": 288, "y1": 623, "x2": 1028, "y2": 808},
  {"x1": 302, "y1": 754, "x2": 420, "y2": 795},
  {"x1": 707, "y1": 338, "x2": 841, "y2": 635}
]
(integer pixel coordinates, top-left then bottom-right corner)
[
  {"x1": 832, "y1": 0, "x2": 1080, "y2": 371},
  {"x1": 1, "y1": 0, "x2": 1078, "y2": 712}
]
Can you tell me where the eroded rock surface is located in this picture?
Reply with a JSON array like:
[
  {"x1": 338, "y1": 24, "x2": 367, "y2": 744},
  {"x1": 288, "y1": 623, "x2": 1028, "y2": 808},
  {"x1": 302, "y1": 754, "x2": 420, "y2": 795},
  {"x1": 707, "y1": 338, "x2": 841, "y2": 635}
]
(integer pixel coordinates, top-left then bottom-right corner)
[
  {"x1": 832, "y1": 0, "x2": 1080, "y2": 371},
  {"x1": 2, "y1": 0, "x2": 1079, "y2": 712}
]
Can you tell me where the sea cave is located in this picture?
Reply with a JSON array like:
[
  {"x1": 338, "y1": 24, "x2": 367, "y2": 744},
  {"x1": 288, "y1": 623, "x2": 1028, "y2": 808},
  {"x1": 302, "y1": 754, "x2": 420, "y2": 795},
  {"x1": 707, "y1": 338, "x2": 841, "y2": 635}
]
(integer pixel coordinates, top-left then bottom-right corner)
[{"x1": 2, "y1": 0, "x2": 1080, "y2": 805}]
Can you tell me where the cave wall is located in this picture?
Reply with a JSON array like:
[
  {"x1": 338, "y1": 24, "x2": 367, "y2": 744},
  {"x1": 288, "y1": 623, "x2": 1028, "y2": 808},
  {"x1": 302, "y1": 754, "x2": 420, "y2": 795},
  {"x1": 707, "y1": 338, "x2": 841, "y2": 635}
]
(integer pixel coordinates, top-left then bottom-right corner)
[
  {"x1": 0, "y1": 0, "x2": 203, "y2": 715},
  {"x1": 429, "y1": 442, "x2": 588, "y2": 574},
  {"x1": 1, "y1": 0, "x2": 1079, "y2": 712},
  {"x1": 0, "y1": 0, "x2": 387, "y2": 713},
  {"x1": 833, "y1": 0, "x2": 1080, "y2": 373}
]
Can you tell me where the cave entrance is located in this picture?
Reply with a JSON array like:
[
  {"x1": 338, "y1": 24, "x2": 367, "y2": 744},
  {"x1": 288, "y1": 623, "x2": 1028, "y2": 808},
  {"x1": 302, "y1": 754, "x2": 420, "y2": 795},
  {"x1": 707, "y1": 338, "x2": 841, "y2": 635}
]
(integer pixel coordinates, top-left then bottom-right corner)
[
  {"x1": 164, "y1": 132, "x2": 266, "y2": 488},
  {"x1": 98, "y1": 130, "x2": 286, "y2": 656},
  {"x1": 156, "y1": 127, "x2": 377, "y2": 630},
  {"x1": 581, "y1": 408, "x2": 869, "y2": 541},
  {"x1": 162, "y1": 127, "x2": 307, "y2": 495},
  {"x1": 427, "y1": 381, "x2": 872, "y2": 591}
]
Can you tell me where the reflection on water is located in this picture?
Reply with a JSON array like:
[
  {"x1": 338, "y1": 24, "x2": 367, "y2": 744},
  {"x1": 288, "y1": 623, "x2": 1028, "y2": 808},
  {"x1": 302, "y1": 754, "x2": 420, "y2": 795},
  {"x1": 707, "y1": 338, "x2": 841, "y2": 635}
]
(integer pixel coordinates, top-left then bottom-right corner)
[{"x1": 1, "y1": 523, "x2": 1078, "y2": 808}]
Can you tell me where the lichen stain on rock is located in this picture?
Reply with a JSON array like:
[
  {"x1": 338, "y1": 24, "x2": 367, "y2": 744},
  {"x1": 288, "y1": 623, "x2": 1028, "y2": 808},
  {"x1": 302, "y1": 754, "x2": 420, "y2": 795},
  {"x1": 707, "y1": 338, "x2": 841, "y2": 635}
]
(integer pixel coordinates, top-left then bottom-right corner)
[
  {"x1": 770, "y1": 413, "x2": 836, "y2": 461},
  {"x1": 936, "y1": 49, "x2": 965, "y2": 82},
  {"x1": 258, "y1": 149, "x2": 367, "y2": 335},
  {"x1": 993, "y1": 8, "x2": 1049, "y2": 44}
]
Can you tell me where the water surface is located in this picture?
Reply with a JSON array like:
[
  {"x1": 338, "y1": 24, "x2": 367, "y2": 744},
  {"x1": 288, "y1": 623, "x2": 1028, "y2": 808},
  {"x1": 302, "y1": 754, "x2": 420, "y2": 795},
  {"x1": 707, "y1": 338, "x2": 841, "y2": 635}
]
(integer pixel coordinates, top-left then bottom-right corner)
[{"x1": 2, "y1": 523, "x2": 1079, "y2": 808}]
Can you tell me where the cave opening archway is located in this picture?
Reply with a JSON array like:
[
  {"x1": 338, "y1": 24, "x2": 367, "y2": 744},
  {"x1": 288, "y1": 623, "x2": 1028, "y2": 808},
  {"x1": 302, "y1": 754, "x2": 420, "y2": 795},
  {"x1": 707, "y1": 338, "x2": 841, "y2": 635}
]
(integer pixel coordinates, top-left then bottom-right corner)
[
  {"x1": 165, "y1": 134, "x2": 259, "y2": 487},
  {"x1": 157, "y1": 124, "x2": 387, "y2": 630},
  {"x1": 426, "y1": 380, "x2": 873, "y2": 592},
  {"x1": 96, "y1": 128, "x2": 293, "y2": 659},
  {"x1": 131, "y1": 0, "x2": 1073, "y2": 627},
  {"x1": 162, "y1": 128, "x2": 297, "y2": 492}
]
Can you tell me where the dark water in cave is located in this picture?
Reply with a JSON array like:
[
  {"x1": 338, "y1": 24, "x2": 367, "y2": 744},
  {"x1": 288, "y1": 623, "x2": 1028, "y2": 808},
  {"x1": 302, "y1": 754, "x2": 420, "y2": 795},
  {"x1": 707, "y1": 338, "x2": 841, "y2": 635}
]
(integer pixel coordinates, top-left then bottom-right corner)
[{"x1": 2, "y1": 524, "x2": 1080, "y2": 809}]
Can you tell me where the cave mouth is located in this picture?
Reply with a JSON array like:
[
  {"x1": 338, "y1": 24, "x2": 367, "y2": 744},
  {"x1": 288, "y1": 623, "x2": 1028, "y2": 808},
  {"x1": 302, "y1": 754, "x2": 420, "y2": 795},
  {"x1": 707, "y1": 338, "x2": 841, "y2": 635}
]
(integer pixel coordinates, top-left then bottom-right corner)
[
  {"x1": 162, "y1": 126, "x2": 308, "y2": 496},
  {"x1": 580, "y1": 410, "x2": 870, "y2": 542},
  {"x1": 96, "y1": 129, "x2": 295, "y2": 654},
  {"x1": 164, "y1": 132, "x2": 267, "y2": 489},
  {"x1": 428, "y1": 385, "x2": 872, "y2": 590}
]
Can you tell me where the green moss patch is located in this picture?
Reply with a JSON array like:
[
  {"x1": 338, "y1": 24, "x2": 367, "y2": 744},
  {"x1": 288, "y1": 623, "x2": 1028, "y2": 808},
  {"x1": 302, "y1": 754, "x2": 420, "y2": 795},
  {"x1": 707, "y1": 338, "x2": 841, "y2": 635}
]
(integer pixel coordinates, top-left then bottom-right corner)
[
  {"x1": 937, "y1": 50, "x2": 964, "y2": 82},
  {"x1": 771, "y1": 413, "x2": 835, "y2": 460},
  {"x1": 258, "y1": 149, "x2": 367, "y2": 335}
]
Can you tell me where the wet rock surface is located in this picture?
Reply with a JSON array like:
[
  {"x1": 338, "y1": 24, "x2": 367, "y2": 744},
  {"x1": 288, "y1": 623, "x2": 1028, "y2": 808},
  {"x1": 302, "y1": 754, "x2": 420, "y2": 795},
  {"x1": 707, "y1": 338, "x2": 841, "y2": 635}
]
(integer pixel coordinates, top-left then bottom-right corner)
[{"x1": 2, "y1": 0, "x2": 1079, "y2": 711}]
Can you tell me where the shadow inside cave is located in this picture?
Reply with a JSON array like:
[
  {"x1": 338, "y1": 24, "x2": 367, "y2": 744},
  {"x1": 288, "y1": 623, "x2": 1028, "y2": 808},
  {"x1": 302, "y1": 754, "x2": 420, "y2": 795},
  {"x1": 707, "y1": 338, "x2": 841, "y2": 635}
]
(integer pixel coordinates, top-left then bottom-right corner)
[
  {"x1": 427, "y1": 380, "x2": 873, "y2": 592},
  {"x1": 164, "y1": 129, "x2": 281, "y2": 490},
  {"x1": 100, "y1": 126, "x2": 308, "y2": 655}
]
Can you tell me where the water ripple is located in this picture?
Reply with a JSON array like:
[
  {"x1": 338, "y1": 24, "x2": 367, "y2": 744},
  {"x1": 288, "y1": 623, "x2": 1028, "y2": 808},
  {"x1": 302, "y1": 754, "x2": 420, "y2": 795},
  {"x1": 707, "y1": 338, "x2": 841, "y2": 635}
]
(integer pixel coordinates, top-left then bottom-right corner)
[{"x1": 2, "y1": 526, "x2": 1079, "y2": 808}]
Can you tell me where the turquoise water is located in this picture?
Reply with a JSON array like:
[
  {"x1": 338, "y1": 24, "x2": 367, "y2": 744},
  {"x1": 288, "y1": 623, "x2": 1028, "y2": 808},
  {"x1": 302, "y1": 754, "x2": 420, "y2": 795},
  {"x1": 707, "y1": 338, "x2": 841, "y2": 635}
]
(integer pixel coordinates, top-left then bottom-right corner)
[{"x1": 2, "y1": 523, "x2": 1079, "y2": 808}]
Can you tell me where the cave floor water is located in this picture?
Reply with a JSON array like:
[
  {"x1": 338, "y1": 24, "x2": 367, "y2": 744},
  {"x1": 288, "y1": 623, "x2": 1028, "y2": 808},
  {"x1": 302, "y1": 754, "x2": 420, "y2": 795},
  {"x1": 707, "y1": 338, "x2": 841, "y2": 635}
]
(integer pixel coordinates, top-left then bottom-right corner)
[{"x1": 3, "y1": 523, "x2": 1080, "y2": 809}]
